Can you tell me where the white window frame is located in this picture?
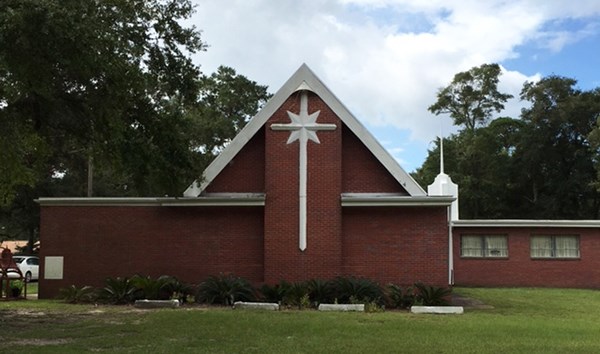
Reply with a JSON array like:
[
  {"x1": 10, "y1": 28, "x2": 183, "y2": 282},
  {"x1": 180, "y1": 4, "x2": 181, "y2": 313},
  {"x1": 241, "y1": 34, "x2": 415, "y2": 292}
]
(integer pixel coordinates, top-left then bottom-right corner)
[
  {"x1": 460, "y1": 235, "x2": 508, "y2": 258},
  {"x1": 530, "y1": 235, "x2": 580, "y2": 259}
]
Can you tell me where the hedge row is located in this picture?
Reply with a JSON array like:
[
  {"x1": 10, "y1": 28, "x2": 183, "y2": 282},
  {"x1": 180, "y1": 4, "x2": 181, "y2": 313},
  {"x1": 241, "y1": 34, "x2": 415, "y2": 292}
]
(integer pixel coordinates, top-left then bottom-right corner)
[{"x1": 59, "y1": 274, "x2": 451, "y2": 309}]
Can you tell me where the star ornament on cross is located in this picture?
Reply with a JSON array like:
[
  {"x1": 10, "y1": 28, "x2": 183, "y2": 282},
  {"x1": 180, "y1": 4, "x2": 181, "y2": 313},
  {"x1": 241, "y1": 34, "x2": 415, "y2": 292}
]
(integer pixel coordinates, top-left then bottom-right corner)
[
  {"x1": 271, "y1": 90, "x2": 336, "y2": 251},
  {"x1": 284, "y1": 104, "x2": 327, "y2": 144}
]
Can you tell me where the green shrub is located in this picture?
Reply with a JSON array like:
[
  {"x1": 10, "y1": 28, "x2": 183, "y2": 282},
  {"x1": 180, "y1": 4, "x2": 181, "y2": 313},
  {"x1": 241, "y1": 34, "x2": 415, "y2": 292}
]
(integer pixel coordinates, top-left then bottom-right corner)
[
  {"x1": 259, "y1": 284, "x2": 280, "y2": 303},
  {"x1": 330, "y1": 276, "x2": 384, "y2": 305},
  {"x1": 170, "y1": 279, "x2": 196, "y2": 304},
  {"x1": 386, "y1": 283, "x2": 416, "y2": 309},
  {"x1": 196, "y1": 274, "x2": 255, "y2": 306},
  {"x1": 282, "y1": 281, "x2": 310, "y2": 309},
  {"x1": 58, "y1": 275, "x2": 194, "y2": 305},
  {"x1": 300, "y1": 293, "x2": 311, "y2": 309},
  {"x1": 9, "y1": 279, "x2": 24, "y2": 291},
  {"x1": 306, "y1": 279, "x2": 333, "y2": 306},
  {"x1": 4, "y1": 279, "x2": 24, "y2": 297},
  {"x1": 131, "y1": 275, "x2": 179, "y2": 300},
  {"x1": 364, "y1": 300, "x2": 385, "y2": 313},
  {"x1": 259, "y1": 280, "x2": 290, "y2": 303},
  {"x1": 58, "y1": 285, "x2": 97, "y2": 304},
  {"x1": 99, "y1": 277, "x2": 137, "y2": 304},
  {"x1": 414, "y1": 283, "x2": 452, "y2": 306}
]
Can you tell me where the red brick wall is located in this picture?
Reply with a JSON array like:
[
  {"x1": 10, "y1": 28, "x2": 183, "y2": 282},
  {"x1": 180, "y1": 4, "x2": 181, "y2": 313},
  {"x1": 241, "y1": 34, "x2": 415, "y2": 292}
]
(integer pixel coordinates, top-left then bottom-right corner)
[
  {"x1": 342, "y1": 126, "x2": 408, "y2": 194},
  {"x1": 263, "y1": 91, "x2": 344, "y2": 283},
  {"x1": 342, "y1": 207, "x2": 449, "y2": 287},
  {"x1": 205, "y1": 129, "x2": 265, "y2": 193},
  {"x1": 453, "y1": 227, "x2": 600, "y2": 288},
  {"x1": 39, "y1": 206, "x2": 264, "y2": 298}
]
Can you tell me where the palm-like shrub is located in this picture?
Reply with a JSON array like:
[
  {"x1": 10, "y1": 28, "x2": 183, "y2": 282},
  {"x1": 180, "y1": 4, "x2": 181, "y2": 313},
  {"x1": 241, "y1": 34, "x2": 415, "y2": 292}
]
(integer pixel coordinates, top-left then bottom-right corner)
[
  {"x1": 386, "y1": 284, "x2": 416, "y2": 309},
  {"x1": 131, "y1": 275, "x2": 179, "y2": 300},
  {"x1": 196, "y1": 274, "x2": 255, "y2": 306},
  {"x1": 306, "y1": 279, "x2": 334, "y2": 306},
  {"x1": 282, "y1": 281, "x2": 310, "y2": 309},
  {"x1": 331, "y1": 276, "x2": 384, "y2": 304},
  {"x1": 414, "y1": 283, "x2": 452, "y2": 306},
  {"x1": 259, "y1": 280, "x2": 290, "y2": 303},
  {"x1": 170, "y1": 278, "x2": 196, "y2": 304},
  {"x1": 99, "y1": 277, "x2": 136, "y2": 304},
  {"x1": 58, "y1": 285, "x2": 97, "y2": 304},
  {"x1": 260, "y1": 279, "x2": 333, "y2": 308}
]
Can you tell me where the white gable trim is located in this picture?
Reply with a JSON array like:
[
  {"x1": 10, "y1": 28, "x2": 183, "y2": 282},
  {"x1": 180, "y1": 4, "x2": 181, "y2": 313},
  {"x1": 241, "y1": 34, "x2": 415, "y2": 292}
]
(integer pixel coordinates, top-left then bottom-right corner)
[{"x1": 184, "y1": 64, "x2": 426, "y2": 197}]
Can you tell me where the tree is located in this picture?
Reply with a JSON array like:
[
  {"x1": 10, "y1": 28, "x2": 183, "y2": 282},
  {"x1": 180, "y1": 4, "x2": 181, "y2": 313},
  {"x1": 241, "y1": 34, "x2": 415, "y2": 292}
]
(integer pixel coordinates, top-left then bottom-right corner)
[
  {"x1": 0, "y1": 1, "x2": 272, "y2": 248},
  {"x1": 428, "y1": 63, "x2": 513, "y2": 132},
  {"x1": 586, "y1": 87, "x2": 600, "y2": 192},
  {"x1": 421, "y1": 63, "x2": 600, "y2": 219},
  {"x1": 517, "y1": 77, "x2": 600, "y2": 218},
  {"x1": 425, "y1": 63, "x2": 515, "y2": 218},
  {"x1": 0, "y1": 185, "x2": 41, "y2": 254},
  {"x1": 191, "y1": 66, "x2": 272, "y2": 159},
  {"x1": 413, "y1": 118, "x2": 524, "y2": 218},
  {"x1": 0, "y1": 0, "x2": 205, "y2": 204}
]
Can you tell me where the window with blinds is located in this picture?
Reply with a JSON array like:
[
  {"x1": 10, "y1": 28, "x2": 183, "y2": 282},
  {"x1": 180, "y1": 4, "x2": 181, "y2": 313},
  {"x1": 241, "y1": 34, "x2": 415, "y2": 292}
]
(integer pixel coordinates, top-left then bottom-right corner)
[
  {"x1": 460, "y1": 235, "x2": 508, "y2": 258},
  {"x1": 530, "y1": 235, "x2": 580, "y2": 259}
]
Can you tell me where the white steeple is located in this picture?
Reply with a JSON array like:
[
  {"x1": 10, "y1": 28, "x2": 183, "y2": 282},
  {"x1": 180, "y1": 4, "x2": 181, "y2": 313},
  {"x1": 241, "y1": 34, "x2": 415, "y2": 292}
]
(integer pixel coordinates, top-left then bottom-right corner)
[{"x1": 427, "y1": 136, "x2": 459, "y2": 221}]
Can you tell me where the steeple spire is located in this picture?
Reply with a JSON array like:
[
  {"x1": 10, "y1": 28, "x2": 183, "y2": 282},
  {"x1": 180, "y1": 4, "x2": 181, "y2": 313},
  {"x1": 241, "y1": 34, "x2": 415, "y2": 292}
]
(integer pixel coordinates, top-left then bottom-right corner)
[
  {"x1": 428, "y1": 127, "x2": 459, "y2": 221},
  {"x1": 440, "y1": 136, "x2": 444, "y2": 175}
]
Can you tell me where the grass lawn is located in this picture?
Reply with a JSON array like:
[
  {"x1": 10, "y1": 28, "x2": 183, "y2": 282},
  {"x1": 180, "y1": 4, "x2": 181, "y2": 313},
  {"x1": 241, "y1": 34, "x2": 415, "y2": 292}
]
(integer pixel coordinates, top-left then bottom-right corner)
[
  {"x1": 25, "y1": 281, "x2": 38, "y2": 295},
  {"x1": 1, "y1": 287, "x2": 599, "y2": 353}
]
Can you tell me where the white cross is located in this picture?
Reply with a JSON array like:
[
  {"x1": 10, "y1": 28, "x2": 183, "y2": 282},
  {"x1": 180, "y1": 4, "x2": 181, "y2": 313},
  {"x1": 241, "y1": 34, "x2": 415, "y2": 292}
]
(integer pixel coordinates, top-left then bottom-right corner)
[{"x1": 271, "y1": 91, "x2": 336, "y2": 251}]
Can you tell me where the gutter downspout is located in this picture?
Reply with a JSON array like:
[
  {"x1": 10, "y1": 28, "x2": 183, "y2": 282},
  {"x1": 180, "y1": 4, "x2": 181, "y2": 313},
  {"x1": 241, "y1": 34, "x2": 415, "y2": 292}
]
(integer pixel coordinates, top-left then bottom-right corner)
[{"x1": 448, "y1": 206, "x2": 454, "y2": 286}]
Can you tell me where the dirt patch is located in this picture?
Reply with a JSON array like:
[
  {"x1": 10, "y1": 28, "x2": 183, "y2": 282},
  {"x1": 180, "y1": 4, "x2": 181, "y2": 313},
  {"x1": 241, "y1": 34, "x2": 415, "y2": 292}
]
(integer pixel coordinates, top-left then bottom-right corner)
[{"x1": 0, "y1": 307, "x2": 122, "y2": 331}]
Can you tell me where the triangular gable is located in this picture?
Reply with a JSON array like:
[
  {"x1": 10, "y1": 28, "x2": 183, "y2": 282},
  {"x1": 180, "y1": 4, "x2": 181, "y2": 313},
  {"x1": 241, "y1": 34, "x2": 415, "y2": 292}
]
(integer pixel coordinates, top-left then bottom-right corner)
[{"x1": 184, "y1": 64, "x2": 425, "y2": 197}]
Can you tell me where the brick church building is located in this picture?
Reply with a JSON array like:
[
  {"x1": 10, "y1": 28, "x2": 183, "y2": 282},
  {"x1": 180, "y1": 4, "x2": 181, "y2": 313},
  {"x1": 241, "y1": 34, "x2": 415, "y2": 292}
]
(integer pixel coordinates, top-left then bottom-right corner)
[{"x1": 37, "y1": 65, "x2": 600, "y2": 298}]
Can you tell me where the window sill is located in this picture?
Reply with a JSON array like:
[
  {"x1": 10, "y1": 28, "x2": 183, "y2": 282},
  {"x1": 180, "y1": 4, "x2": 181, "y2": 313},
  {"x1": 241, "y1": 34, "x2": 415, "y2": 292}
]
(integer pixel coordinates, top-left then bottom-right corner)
[
  {"x1": 460, "y1": 256, "x2": 509, "y2": 260},
  {"x1": 530, "y1": 257, "x2": 580, "y2": 261}
]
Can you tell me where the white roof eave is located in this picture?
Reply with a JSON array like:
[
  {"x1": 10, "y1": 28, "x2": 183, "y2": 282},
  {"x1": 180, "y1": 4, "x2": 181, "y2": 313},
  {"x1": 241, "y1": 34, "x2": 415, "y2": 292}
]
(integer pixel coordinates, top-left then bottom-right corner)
[
  {"x1": 452, "y1": 219, "x2": 600, "y2": 228},
  {"x1": 341, "y1": 194, "x2": 454, "y2": 207},
  {"x1": 37, "y1": 194, "x2": 265, "y2": 207}
]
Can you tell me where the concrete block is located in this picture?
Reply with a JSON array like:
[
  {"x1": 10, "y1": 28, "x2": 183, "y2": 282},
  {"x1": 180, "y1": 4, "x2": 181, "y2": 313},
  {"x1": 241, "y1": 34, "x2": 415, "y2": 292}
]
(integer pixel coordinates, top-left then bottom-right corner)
[
  {"x1": 233, "y1": 301, "x2": 279, "y2": 311},
  {"x1": 410, "y1": 306, "x2": 464, "y2": 314},
  {"x1": 318, "y1": 304, "x2": 365, "y2": 312},
  {"x1": 134, "y1": 299, "x2": 180, "y2": 309}
]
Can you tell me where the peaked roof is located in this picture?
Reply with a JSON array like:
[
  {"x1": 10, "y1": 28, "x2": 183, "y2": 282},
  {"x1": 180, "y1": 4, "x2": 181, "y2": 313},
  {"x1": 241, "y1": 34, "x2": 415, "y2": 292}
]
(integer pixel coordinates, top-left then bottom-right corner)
[{"x1": 184, "y1": 64, "x2": 426, "y2": 197}]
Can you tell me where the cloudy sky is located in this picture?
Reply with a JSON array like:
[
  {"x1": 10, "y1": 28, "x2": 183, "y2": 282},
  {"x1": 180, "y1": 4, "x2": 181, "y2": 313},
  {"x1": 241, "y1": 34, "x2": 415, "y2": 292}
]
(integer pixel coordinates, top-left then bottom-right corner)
[{"x1": 189, "y1": 0, "x2": 600, "y2": 172}]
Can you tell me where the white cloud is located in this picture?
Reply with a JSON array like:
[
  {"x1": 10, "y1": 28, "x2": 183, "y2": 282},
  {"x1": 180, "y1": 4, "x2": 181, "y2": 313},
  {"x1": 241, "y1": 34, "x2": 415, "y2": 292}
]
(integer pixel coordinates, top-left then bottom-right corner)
[
  {"x1": 498, "y1": 67, "x2": 541, "y2": 120},
  {"x1": 189, "y1": 0, "x2": 600, "y2": 166},
  {"x1": 535, "y1": 21, "x2": 600, "y2": 52}
]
